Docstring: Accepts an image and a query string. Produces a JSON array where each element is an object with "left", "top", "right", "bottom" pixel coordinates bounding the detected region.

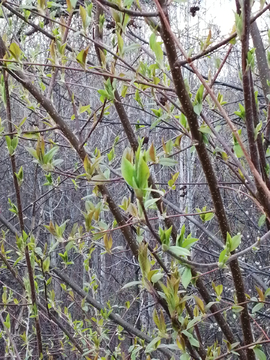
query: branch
[
  {"left": 4, "top": 61, "right": 139, "bottom": 256},
  {"left": 0, "top": 312, "right": 22, "bottom": 360},
  {"left": 162, "top": 198, "right": 224, "bottom": 248},
  {"left": 175, "top": 3, "right": 270, "bottom": 66},
  {"left": 0, "top": 250, "right": 88, "bottom": 357},
  {"left": 3, "top": 68, "right": 43, "bottom": 357},
  {"left": 96, "top": 0, "right": 158, "bottom": 17},
  {"left": 0, "top": 213, "right": 173, "bottom": 357},
  {"left": 154, "top": 1, "right": 254, "bottom": 358}
]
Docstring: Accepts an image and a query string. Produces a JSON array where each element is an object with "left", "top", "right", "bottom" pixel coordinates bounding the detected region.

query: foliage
[{"left": 0, "top": 0, "right": 270, "bottom": 359}]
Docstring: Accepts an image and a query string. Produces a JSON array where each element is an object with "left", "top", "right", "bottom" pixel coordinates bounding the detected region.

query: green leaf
[
  {"left": 121, "top": 156, "right": 134, "bottom": 187},
  {"left": 193, "top": 102, "right": 202, "bottom": 115},
  {"left": 265, "top": 287, "right": 270, "bottom": 297},
  {"left": 117, "top": 32, "right": 124, "bottom": 56},
  {"left": 123, "top": 43, "right": 140, "bottom": 54},
  {"left": 215, "top": 284, "right": 223, "bottom": 296},
  {"left": 79, "top": 104, "right": 91, "bottom": 114},
  {"left": 80, "top": 5, "right": 88, "bottom": 31},
  {"left": 149, "top": 33, "right": 163, "bottom": 68},
  {"left": 166, "top": 245, "right": 190, "bottom": 257},
  {"left": 159, "top": 158, "right": 178, "bottom": 166},
  {"left": 15, "top": 166, "right": 24, "bottom": 186},
  {"left": 186, "top": 316, "right": 202, "bottom": 330},
  {"left": 233, "top": 143, "right": 244, "bottom": 158},
  {"left": 121, "top": 85, "right": 128, "bottom": 98},
  {"left": 204, "top": 212, "right": 214, "bottom": 221},
  {"left": 180, "top": 354, "right": 191, "bottom": 360},
  {"left": 254, "top": 347, "right": 266, "bottom": 360},
  {"left": 9, "top": 43, "right": 21, "bottom": 61},
  {"left": 149, "top": 33, "right": 156, "bottom": 49},
  {"left": 144, "top": 198, "right": 159, "bottom": 209},
  {"left": 26, "top": 147, "right": 38, "bottom": 160},
  {"left": 134, "top": 89, "right": 143, "bottom": 107},
  {"left": 4, "top": 313, "right": 10, "bottom": 329},
  {"left": 177, "top": 225, "right": 185, "bottom": 247},
  {"left": 76, "top": 46, "right": 90, "bottom": 68},
  {"left": 138, "top": 242, "right": 151, "bottom": 278},
  {"left": 151, "top": 108, "right": 162, "bottom": 117},
  {"left": 234, "top": 103, "right": 245, "bottom": 119},
  {"left": 151, "top": 272, "right": 163, "bottom": 283},
  {"left": 181, "top": 237, "right": 198, "bottom": 250},
  {"left": 43, "top": 257, "right": 50, "bottom": 272},
  {"left": 252, "top": 302, "right": 264, "bottom": 314},
  {"left": 145, "top": 336, "right": 161, "bottom": 353},
  {"left": 136, "top": 155, "right": 149, "bottom": 189},
  {"left": 182, "top": 267, "right": 192, "bottom": 289},
  {"left": 122, "top": 281, "right": 142, "bottom": 289},
  {"left": 6, "top": 135, "right": 18, "bottom": 155},
  {"left": 90, "top": 174, "right": 107, "bottom": 185},
  {"left": 195, "top": 84, "right": 204, "bottom": 104},
  {"left": 235, "top": 12, "right": 243, "bottom": 38},
  {"left": 214, "top": 57, "right": 221, "bottom": 69},
  {"left": 182, "top": 330, "right": 199, "bottom": 348},
  {"left": 258, "top": 214, "right": 266, "bottom": 228},
  {"left": 229, "top": 233, "right": 241, "bottom": 252},
  {"left": 199, "top": 124, "right": 211, "bottom": 134},
  {"left": 43, "top": 146, "right": 59, "bottom": 164},
  {"left": 232, "top": 305, "right": 244, "bottom": 313},
  {"left": 254, "top": 121, "right": 262, "bottom": 141},
  {"left": 218, "top": 248, "right": 228, "bottom": 266}
]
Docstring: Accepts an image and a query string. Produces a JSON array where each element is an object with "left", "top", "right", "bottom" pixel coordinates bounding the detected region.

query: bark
[
  {"left": 250, "top": 22, "right": 270, "bottom": 104},
  {"left": 155, "top": 0, "right": 254, "bottom": 358},
  {"left": 250, "top": 22, "right": 270, "bottom": 146}
]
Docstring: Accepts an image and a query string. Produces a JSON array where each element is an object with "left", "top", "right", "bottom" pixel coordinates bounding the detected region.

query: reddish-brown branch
[
  {"left": 80, "top": 100, "right": 107, "bottom": 148},
  {"left": 153, "top": 1, "right": 255, "bottom": 358},
  {"left": 3, "top": 69, "right": 43, "bottom": 357}
]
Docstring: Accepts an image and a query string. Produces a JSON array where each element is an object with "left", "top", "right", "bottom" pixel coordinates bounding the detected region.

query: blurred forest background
[{"left": 0, "top": 0, "right": 270, "bottom": 359}]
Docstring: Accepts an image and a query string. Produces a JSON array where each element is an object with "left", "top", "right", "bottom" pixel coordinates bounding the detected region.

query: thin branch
[
  {"left": 175, "top": 3, "right": 270, "bottom": 66},
  {"left": 3, "top": 67, "right": 43, "bottom": 357},
  {"left": 80, "top": 100, "right": 107, "bottom": 148},
  {"left": 96, "top": 0, "right": 158, "bottom": 17},
  {"left": 0, "top": 312, "right": 22, "bottom": 360}
]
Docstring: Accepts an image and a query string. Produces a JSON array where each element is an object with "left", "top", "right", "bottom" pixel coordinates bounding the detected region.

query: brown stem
[
  {"left": 240, "top": 0, "right": 270, "bottom": 228},
  {"left": 200, "top": 113, "right": 257, "bottom": 195},
  {"left": 0, "top": 251, "right": 86, "bottom": 356},
  {"left": 153, "top": 0, "right": 253, "bottom": 358},
  {"left": 4, "top": 70, "right": 43, "bottom": 357},
  {"left": 160, "top": 5, "right": 270, "bottom": 205},
  {"left": 46, "top": 11, "right": 73, "bottom": 99},
  {"left": 140, "top": 202, "right": 206, "bottom": 358},
  {"left": 250, "top": 22, "right": 270, "bottom": 105},
  {"left": 140, "top": 200, "right": 162, "bottom": 245},
  {"left": 94, "top": 5, "right": 178, "bottom": 242},
  {"left": 4, "top": 52, "right": 179, "bottom": 330},
  {"left": 0, "top": 216, "right": 174, "bottom": 356},
  {"left": 80, "top": 100, "right": 107, "bottom": 148},
  {"left": 250, "top": 76, "right": 270, "bottom": 189},
  {"left": 66, "top": 81, "right": 81, "bottom": 142},
  {"left": 52, "top": 269, "right": 173, "bottom": 357}
]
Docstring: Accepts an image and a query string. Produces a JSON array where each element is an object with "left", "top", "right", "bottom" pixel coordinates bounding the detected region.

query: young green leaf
[
  {"left": 121, "top": 156, "right": 134, "bottom": 187},
  {"left": 166, "top": 245, "right": 190, "bottom": 257},
  {"left": 182, "top": 267, "right": 192, "bottom": 289},
  {"left": 9, "top": 42, "right": 21, "bottom": 61},
  {"left": 253, "top": 347, "right": 266, "bottom": 360}
]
